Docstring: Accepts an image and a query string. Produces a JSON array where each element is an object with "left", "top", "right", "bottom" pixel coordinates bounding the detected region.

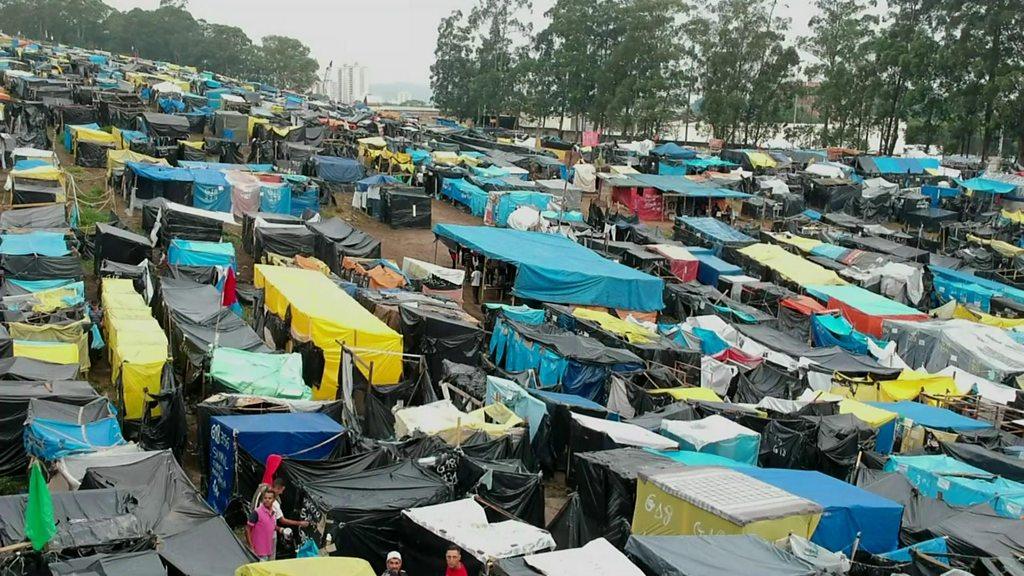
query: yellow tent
[
  {"left": 102, "top": 279, "right": 168, "bottom": 420},
  {"left": 107, "top": 149, "right": 169, "bottom": 179},
  {"left": 13, "top": 340, "right": 79, "bottom": 365},
  {"left": 839, "top": 398, "right": 897, "bottom": 428},
  {"left": 967, "top": 234, "right": 1024, "bottom": 258},
  {"left": 766, "top": 231, "right": 822, "bottom": 254},
  {"left": 70, "top": 126, "right": 116, "bottom": 153},
  {"left": 248, "top": 116, "right": 270, "bottom": 138},
  {"left": 648, "top": 387, "right": 723, "bottom": 403},
  {"left": 830, "top": 369, "right": 959, "bottom": 403},
  {"left": 633, "top": 467, "right": 821, "bottom": 540},
  {"left": 745, "top": 151, "right": 777, "bottom": 169},
  {"left": 235, "top": 557, "right": 374, "bottom": 576},
  {"left": 573, "top": 308, "right": 655, "bottom": 344},
  {"left": 254, "top": 265, "right": 403, "bottom": 399},
  {"left": 10, "top": 320, "right": 90, "bottom": 372},
  {"left": 738, "top": 243, "right": 845, "bottom": 287},
  {"left": 9, "top": 164, "right": 63, "bottom": 182},
  {"left": 431, "top": 151, "right": 461, "bottom": 166},
  {"left": 952, "top": 303, "right": 1024, "bottom": 329}
]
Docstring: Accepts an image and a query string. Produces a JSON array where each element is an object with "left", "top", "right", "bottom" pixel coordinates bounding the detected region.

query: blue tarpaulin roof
[
  {"left": 167, "top": 239, "right": 237, "bottom": 270},
  {"left": 742, "top": 467, "right": 903, "bottom": 554},
  {"left": 930, "top": 265, "right": 1024, "bottom": 310},
  {"left": 178, "top": 161, "right": 273, "bottom": 172},
  {"left": 356, "top": 174, "right": 402, "bottom": 191},
  {"left": 0, "top": 232, "right": 68, "bottom": 256},
  {"left": 954, "top": 177, "right": 1017, "bottom": 194},
  {"left": 211, "top": 412, "right": 343, "bottom": 463},
  {"left": 676, "top": 217, "right": 756, "bottom": 245},
  {"left": 651, "top": 142, "right": 697, "bottom": 159},
  {"left": 434, "top": 224, "right": 665, "bottom": 311},
  {"left": 868, "top": 401, "right": 992, "bottom": 432},
  {"left": 870, "top": 157, "right": 939, "bottom": 175},
  {"left": 313, "top": 156, "right": 365, "bottom": 183},
  {"left": 128, "top": 162, "right": 194, "bottom": 182},
  {"left": 25, "top": 417, "right": 125, "bottom": 460}
]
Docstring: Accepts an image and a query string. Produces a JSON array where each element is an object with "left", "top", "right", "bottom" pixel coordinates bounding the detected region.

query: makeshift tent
[
  {"left": 498, "top": 538, "right": 644, "bottom": 576},
  {"left": 166, "top": 238, "right": 236, "bottom": 270},
  {"left": 313, "top": 155, "right": 364, "bottom": 183},
  {"left": 632, "top": 467, "right": 822, "bottom": 541},
  {"left": 435, "top": 224, "right": 664, "bottom": 311},
  {"left": 739, "top": 467, "right": 902, "bottom": 554},
  {"left": 252, "top": 217, "right": 314, "bottom": 260},
  {"left": 647, "top": 244, "right": 698, "bottom": 281},
  {"left": 625, "top": 534, "right": 820, "bottom": 576},
  {"left": 292, "top": 460, "right": 451, "bottom": 570},
  {"left": 442, "top": 178, "right": 489, "bottom": 216},
  {"left": 92, "top": 223, "right": 152, "bottom": 274},
  {"left": 739, "top": 244, "right": 846, "bottom": 288},
  {"left": 254, "top": 265, "right": 403, "bottom": 398},
  {"left": 674, "top": 217, "right": 756, "bottom": 248},
  {"left": 0, "top": 380, "right": 99, "bottom": 476},
  {"left": 881, "top": 319, "right": 1024, "bottom": 384},
  {"left": 807, "top": 284, "right": 927, "bottom": 337},
  {"left": 380, "top": 186, "right": 431, "bottom": 229},
  {"left": 399, "top": 301, "right": 482, "bottom": 380},
  {"left": 401, "top": 498, "right": 556, "bottom": 575},
  {"left": 306, "top": 217, "right": 381, "bottom": 274},
  {"left": 207, "top": 412, "right": 344, "bottom": 512},
  {"left": 137, "top": 112, "right": 189, "bottom": 141},
  {"left": 208, "top": 348, "right": 309, "bottom": 400},
  {"left": 659, "top": 415, "right": 761, "bottom": 465},
  {"left": 102, "top": 279, "right": 169, "bottom": 421},
  {"left": 829, "top": 369, "right": 959, "bottom": 403},
  {"left": 0, "top": 204, "right": 67, "bottom": 230},
  {"left": 393, "top": 400, "right": 522, "bottom": 443},
  {"left": 24, "top": 397, "right": 125, "bottom": 460},
  {"left": 883, "top": 455, "right": 1024, "bottom": 518}
]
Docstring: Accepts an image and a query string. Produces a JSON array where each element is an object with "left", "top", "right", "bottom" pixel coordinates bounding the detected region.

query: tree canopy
[{"left": 0, "top": 0, "right": 320, "bottom": 91}]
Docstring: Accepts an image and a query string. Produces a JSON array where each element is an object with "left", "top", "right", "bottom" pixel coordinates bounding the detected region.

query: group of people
[{"left": 245, "top": 478, "right": 470, "bottom": 576}]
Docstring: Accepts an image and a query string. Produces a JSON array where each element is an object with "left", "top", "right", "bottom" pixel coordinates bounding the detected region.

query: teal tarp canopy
[
  {"left": 954, "top": 177, "right": 1017, "bottom": 194},
  {"left": 208, "top": 348, "right": 310, "bottom": 399},
  {"left": 434, "top": 224, "right": 664, "bottom": 311}
]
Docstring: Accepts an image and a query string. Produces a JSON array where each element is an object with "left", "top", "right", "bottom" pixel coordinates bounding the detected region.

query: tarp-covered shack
[
  {"left": 434, "top": 224, "right": 664, "bottom": 312},
  {"left": 254, "top": 265, "right": 403, "bottom": 399}
]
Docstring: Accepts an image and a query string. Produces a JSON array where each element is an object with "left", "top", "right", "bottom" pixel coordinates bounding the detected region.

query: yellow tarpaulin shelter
[
  {"left": 633, "top": 467, "right": 822, "bottom": 540},
  {"left": 766, "top": 231, "right": 822, "bottom": 254},
  {"left": 745, "top": 151, "right": 777, "bottom": 169},
  {"left": 393, "top": 400, "right": 523, "bottom": 444},
  {"left": 951, "top": 303, "right": 1024, "bottom": 329},
  {"left": 967, "top": 234, "right": 1024, "bottom": 258},
  {"left": 648, "top": 387, "right": 723, "bottom": 402},
  {"left": 9, "top": 164, "right": 63, "bottom": 182},
  {"left": 572, "top": 308, "right": 655, "bottom": 344},
  {"left": 738, "top": 243, "right": 845, "bottom": 287},
  {"left": 10, "top": 320, "right": 90, "bottom": 372},
  {"left": 431, "top": 151, "right": 461, "bottom": 165},
  {"left": 13, "top": 340, "right": 79, "bottom": 365},
  {"left": 254, "top": 265, "right": 403, "bottom": 399},
  {"left": 107, "top": 149, "right": 169, "bottom": 178},
  {"left": 235, "top": 557, "right": 374, "bottom": 576},
  {"left": 1001, "top": 209, "right": 1024, "bottom": 224},
  {"left": 839, "top": 398, "right": 897, "bottom": 428},
  {"left": 248, "top": 116, "right": 269, "bottom": 138},
  {"left": 70, "top": 126, "right": 116, "bottom": 153},
  {"left": 831, "top": 369, "right": 959, "bottom": 403},
  {"left": 102, "top": 279, "right": 168, "bottom": 420}
]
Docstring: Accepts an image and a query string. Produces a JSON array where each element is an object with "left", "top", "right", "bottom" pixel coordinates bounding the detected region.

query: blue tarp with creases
[
  {"left": 693, "top": 252, "right": 742, "bottom": 286},
  {"left": 191, "top": 169, "right": 232, "bottom": 212},
  {"left": 741, "top": 467, "right": 903, "bottom": 554},
  {"left": 868, "top": 401, "right": 992, "bottom": 432},
  {"left": 812, "top": 314, "right": 885, "bottom": 356},
  {"left": 633, "top": 175, "right": 750, "bottom": 199},
  {"left": 676, "top": 216, "right": 756, "bottom": 245},
  {"left": 884, "top": 455, "right": 1024, "bottom": 518},
  {"left": 435, "top": 224, "right": 664, "bottom": 311},
  {"left": 178, "top": 161, "right": 273, "bottom": 172},
  {"left": 313, "top": 156, "right": 364, "bottom": 183},
  {"left": 931, "top": 265, "right": 1024, "bottom": 311},
  {"left": 0, "top": 232, "right": 68, "bottom": 256},
  {"left": 495, "top": 192, "right": 551, "bottom": 226},
  {"left": 922, "top": 185, "right": 959, "bottom": 207},
  {"left": 441, "top": 178, "right": 489, "bottom": 217},
  {"left": 651, "top": 142, "right": 697, "bottom": 159},
  {"left": 167, "top": 239, "right": 237, "bottom": 270},
  {"left": 955, "top": 177, "right": 1017, "bottom": 195},
  {"left": 127, "top": 162, "right": 194, "bottom": 183}
]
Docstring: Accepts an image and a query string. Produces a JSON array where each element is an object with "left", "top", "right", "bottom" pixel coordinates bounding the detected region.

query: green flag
[{"left": 24, "top": 461, "right": 55, "bottom": 551}]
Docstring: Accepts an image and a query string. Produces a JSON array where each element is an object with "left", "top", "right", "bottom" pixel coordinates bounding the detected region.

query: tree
[
  {"left": 466, "top": 0, "right": 533, "bottom": 124},
  {"left": 801, "top": 0, "right": 878, "bottom": 147},
  {"left": 430, "top": 10, "right": 477, "bottom": 118},
  {"left": 692, "top": 0, "right": 800, "bottom": 145},
  {"left": 250, "top": 35, "right": 319, "bottom": 91}
]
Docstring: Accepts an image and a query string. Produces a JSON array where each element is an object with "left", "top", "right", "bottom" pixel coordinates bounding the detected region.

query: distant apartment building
[{"left": 337, "top": 63, "right": 369, "bottom": 104}]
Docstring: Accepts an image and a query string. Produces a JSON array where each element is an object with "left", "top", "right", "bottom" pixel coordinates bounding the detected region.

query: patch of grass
[{"left": 77, "top": 204, "right": 112, "bottom": 229}]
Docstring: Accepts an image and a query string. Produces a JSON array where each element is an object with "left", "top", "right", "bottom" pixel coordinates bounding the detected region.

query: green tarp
[{"left": 208, "top": 348, "right": 310, "bottom": 399}]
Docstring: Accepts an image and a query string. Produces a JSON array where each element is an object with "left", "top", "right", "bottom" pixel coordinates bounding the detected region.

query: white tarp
[
  {"left": 403, "top": 498, "right": 555, "bottom": 562},
  {"left": 507, "top": 205, "right": 542, "bottom": 231},
  {"left": 701, "top": 355, "right": 737, "bottom": 396},
  {"left": 402, "top": 257, "right": 465, "bottom": 286},
  {"left": 224, "top": 170, "right": 261, "bottom": 218},
  {"left": 393, "top": 399, "right": 465, "bottom": 439},
  {"left": 938, "top": 365, "right": 1017, "bottom": 405},
  {"left": 862, "top": 177, "right": 898, "bottom": 198},
  {"left": 524, "top": 538, "right": 644, "bottom": 576},
  {"left": 151, "top": 81, "right": 183, "bottom": 94},
  {"left": 51, "top": 444, "right": 153, "bottom": 491},
  {"left": 570, "top": 413, "right": 677, "bottom": 450},
  {"left": 573, "top": 163, "right": 597, "bottom": 193},
  {"left": 805, "top": 162, "right": 846, "bottom": 179},
  {"left": 660, "top": 415, "right": 759, "bottom": 450}
]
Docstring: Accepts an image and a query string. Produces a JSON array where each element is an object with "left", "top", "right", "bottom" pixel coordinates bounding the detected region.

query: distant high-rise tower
[{"left": 337, "top": 63, "right": 370, "bottom": 104}]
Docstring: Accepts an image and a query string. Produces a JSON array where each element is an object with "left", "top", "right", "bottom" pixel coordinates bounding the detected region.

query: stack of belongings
[{"left": 401, "top": 257, "right": 465, "bottom": 302}]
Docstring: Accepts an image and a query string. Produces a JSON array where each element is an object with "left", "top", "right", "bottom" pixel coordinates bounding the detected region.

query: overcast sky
[{"left": 104, "top": 0, "right": 819, "bottom": 88}]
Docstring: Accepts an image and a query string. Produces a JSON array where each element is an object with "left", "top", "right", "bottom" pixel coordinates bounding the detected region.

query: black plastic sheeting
[
  {"left": 138, "top": 112, "right": 190, "bottom": 141},
  {"left": 568, "top": 448, "right": 681, "bottom": 549},
  {"left": 439, "top": 361, "right": 488, "bottom": 410},
  {"left": 0, "top": 381, "right": 98, "bottom": 476},
  {"left": 76, "top": 140, "right": 111, "bottom": 168},
  {"left": 734, "top": 322, "right": 901, "bottom": 377},
  {"left": 306, "top": 217, "right": 381, "bottom": 273},
  {"left": 142, "top": 199, "right": 222, "bottom": 245},
  {"left": 624, "top": 402, "right": 697, "bottom": 431},
  {"left": 399, "top": 304, "right": 483, "bottom": 382},
  {"left": 0, "top": 204, "right": 67, "bottom": 230},
  {"left": 380, "top": 187, "right": 432, "bottom": 229},
  {"left": 457, "top": 456, "right": 545, "bottom": 527},
  {"left": 93, "top": 223, "right": 151, "bottom": 275},
  {"left": 860, "top": 471, "right": 1024, "bottom": 559},
  {"left": 0, "top": 488, "right": 147, "bottom": 552},
  {"left": 533, "top": 392, "right": 610, "bottom": 475},
  {"left": 1, "top": 253, "right": 83, "bottom": 281},
  {"left": 626, "top": 534, "right": 820, "bottom": 576},
  {"left": 939, "top": 441, "right": 1024, "bottom": 483},
  {"left": 253, "top": 225, "right": 315, "bottom": 260},
  {"left": 296, "top": 460, "right": 451, "bottom": 571},
  {"left": 49, "top": 550, "right": 167, "bottom": 576},
  {"left": 734, "top": 362, "right": 804, "bottom": 403},
  {"left": 0, "top": 356, "right": 79, "bottom": 382},
  {"left": 745, "top": 412, "right": 875, "bottom": 480}
]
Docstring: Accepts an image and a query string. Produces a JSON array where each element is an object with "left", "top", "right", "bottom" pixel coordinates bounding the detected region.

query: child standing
[{"left": 247, "top": 488, "right": 279, "bottom": 561}]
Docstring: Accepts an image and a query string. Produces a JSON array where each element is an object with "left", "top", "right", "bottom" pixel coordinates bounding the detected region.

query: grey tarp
[
  {"left": 0, "top": 356, "right": 79, "bottom": 381},
  {"left": 0, "top": 380, "right": 98, "bottom": 476},
  {"left": 0, "top": 488, "right": 143, "bottom": 550},
  {"left": 49, "top": 551, "right": 166, "bottom": 576},
  {"left": 0, "top": 204, "right": 67, "bottom": 230},
  {"left": 939, "top": 442, "right": 1024, "bottom": 483},
  {"left": 306, "top": 217, "right": 381, "bottom": 271},
  {"left": 624, "top": 535, "right": 819, "bottom": 576},
  {"left": 881, "top": 319, "right": 1024, "bottom": 385},
  {"left": 734, "top": 322, "right": 900, "bottom": 376},
  {"left": 505, "top": 320, "right": 643, "bottom": 365}
]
